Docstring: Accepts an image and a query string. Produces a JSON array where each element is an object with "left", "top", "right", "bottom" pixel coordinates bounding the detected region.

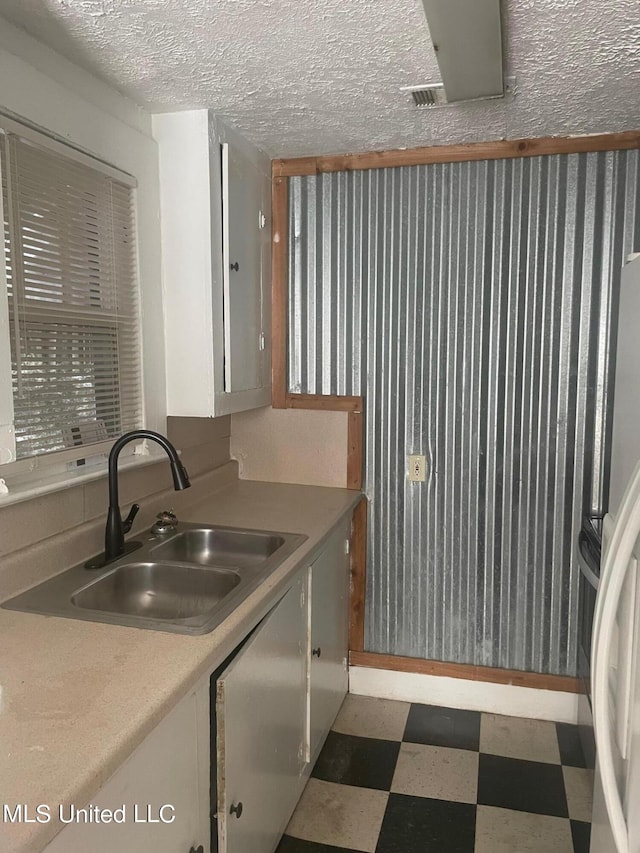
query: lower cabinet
[
  {"left": 215, "top": 576, "right": 307, "bottom": 853},
  {"left": 44, "top": 682, "right": 210, "bottom": 853},
  {"left": 214, "top": 521, "right": 351, "bottom": 853},
  {"left": 307, "top": 521, "right": 350, "bottom": 762}
]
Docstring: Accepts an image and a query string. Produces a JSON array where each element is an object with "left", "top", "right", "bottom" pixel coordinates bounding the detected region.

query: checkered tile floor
[{"left": 276, "top": 695, "right": 593, "bottom": 853}]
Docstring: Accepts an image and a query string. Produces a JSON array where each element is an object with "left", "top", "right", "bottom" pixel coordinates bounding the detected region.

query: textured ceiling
[{"left": 0, "top": 0, "right": 639, "bottom": 157}]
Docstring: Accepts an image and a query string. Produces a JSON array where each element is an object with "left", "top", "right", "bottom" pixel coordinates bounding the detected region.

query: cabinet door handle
[
  {"left": 312, "top": 647, "right": 322, "bottom": 658},
  {"left": 230, "top": 261, "right": 239, "bottom": 271},
  {"left": 230, "top": 801, "right": 243, "bottom": 818}
]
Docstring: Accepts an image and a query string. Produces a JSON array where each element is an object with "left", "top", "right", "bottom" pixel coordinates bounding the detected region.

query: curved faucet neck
[
  {"left": 107, "top": 429, "right": 179, "bottom": 510},
  {"left": 104, "top": 429, "right": 190, "bottom": 564}
]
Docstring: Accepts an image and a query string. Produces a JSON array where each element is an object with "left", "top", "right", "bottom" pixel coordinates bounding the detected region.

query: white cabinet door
[
  {"left": 216, "top": 578, "right": 307, "bottom": 853},
  {"left": 153, "top": 109, "right": 271, "bottom": 417},
  {"left": 44, "top": 681, "right": 210, "bottom": 853},
  {"left": 308, "top": 524, "right": 350, "bottom": 761},
  {"left": 221, "top": 142, "right": 267, "bottom": 394}
]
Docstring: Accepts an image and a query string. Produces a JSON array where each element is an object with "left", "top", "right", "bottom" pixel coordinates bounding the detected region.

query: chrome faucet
[{"left": 86, "top": 429, "right": 191, "bottom": 569}]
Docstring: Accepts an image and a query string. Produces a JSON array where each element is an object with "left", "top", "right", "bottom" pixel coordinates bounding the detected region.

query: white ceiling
[{"left": 0, "top": 0, "right": 639, "bottom": 158}]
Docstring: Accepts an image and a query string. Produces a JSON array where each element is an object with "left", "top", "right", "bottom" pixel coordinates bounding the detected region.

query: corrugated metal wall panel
[{"left": 288, "top": 151, "right": 640, "bottom": 676}]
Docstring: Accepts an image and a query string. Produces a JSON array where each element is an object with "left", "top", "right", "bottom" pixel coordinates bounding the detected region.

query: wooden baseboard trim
[
  {"left": 348, "top": 651, "right": 581, "bottom": 694},
  {"left": 273, "top": 130, "right": 640, "bottom": 177}
]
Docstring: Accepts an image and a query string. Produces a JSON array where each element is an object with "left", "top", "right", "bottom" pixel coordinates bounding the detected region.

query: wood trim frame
[
  {"left": 273, "top": 129, "right": 640, "bottom": 177},
  {"left": 271, "top": 126, "right": 640, "bottom": 417},
  {"left": 285, "top": 393, "right": 361, "bottom": 412},
  {"left": 274, "top": 396, "right": 365, "bottom": 491},
  {"left": 347, "top": 412, "right": 363, "bottom": 491},
  {"left": 270, "top": 131, "right": 617, "bottom": 691},
  {"left": 271, "top": 174, "right": 288, "bottom": 409},
  {"left": 349, "top": 651, "right": 581, "bottom": 694},
  {"left": 271, "top": 168, "right": 364, "bottom": 491},
  {"left": 349, "top": 498, "right": 367, "bottom": 652}
]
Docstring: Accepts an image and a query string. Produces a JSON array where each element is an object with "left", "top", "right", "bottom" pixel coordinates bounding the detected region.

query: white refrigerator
[{"left": 591, "top": 254, "right": 640, "bottom": 852}]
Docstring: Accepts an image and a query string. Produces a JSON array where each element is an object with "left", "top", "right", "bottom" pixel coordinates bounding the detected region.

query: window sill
[{"left": 0, "top": 447, "right": 171, "bottom": 509}]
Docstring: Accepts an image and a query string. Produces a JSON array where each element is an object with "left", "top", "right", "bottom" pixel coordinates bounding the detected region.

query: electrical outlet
[{"left": 408, "top": 454, "right": 427, "bottom": 482}]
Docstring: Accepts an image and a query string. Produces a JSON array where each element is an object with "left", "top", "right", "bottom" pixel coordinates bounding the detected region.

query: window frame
[{"left": 0, "top": 113, "right": 148, "bottom": 488}]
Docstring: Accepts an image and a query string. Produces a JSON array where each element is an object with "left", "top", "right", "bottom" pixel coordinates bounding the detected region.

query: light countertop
[{"left": 0, "top": 480, "right": 361, "bottom": 853}]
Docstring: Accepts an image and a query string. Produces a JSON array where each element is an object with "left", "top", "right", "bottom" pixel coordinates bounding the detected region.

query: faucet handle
[
  {"left": 156, "top": 509, "right": 177, "bottom": 526},
  {"left": 150, "top": 509, "right": 178, "bottom": 535},
  {"left": 122, "top": 503, "right": 140, "bottom": 534}
]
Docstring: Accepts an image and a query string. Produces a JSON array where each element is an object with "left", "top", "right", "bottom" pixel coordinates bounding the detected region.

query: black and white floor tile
[{"left": 277, "top": 695, "right": 593, "bottom": 853}]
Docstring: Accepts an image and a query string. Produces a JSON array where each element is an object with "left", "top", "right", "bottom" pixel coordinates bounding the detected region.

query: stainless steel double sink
[{"left": 1, "top": 524, "right": 307, "bottom": 635}]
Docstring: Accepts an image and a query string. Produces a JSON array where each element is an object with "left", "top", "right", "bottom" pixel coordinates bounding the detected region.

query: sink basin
[
  {"left": 151, "top": 528, "right": 285, "bottom": 568},
  {"left": 1, "top": 522, "right": 308, "bottom": 635},
  {"left": 71, "top": 562, "right": 241, "bottom": 621}
]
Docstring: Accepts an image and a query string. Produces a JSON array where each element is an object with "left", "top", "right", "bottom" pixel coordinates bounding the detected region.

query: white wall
[{"left": 0, "top": 16, "right": 166, "bottom": 434}]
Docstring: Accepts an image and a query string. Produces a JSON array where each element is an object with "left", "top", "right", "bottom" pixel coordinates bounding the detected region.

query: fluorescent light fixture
[{"left": 420, "top": 0, "right": 504, "bottom": 102}]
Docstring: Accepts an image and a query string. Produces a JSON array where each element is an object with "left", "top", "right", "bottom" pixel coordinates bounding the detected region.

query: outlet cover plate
[{"left": 408, "top": 454, "right": 427, "bottom": 482}]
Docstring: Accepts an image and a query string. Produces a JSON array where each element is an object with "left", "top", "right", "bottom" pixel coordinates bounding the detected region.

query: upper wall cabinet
[{"left": 153, "top": 111, "right": 271, "bottom": 417}]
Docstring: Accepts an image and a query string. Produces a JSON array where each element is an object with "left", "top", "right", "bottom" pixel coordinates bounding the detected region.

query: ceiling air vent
[{"left": 403, "top": 83, "right": 448, "bottom": 108}]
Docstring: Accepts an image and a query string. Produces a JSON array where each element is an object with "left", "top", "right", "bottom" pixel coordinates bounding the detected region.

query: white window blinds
[{"left": 0, "top": 126, "right": 142, "bottom": 462}]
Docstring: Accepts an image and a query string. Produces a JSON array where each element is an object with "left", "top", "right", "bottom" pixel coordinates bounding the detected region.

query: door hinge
[
  {"left": 259, "top": 210, "right": 266, "bottom": 229},
  {"left": 344, "top": 539, "right": 350, "bottom": 555},
  {"left": 259, "top": 331, "right": 266, "bottom": 351}
]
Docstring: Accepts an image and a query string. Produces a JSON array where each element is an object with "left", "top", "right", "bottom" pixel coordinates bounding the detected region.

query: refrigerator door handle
[
  {"left": 592, "top": 462, "right": 640, "bottom": 853},
  {"left": 578, "top": 529, "right": 601, "bottom": 590}
]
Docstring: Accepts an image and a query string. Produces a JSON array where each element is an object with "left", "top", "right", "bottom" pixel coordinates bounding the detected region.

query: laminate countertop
[{"left": 0, "top": 479, "right": 362, "bottom": 853}]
